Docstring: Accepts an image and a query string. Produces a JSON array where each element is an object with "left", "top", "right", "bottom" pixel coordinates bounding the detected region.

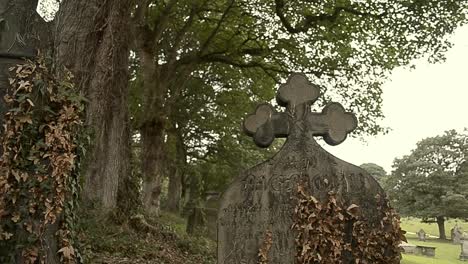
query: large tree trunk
[
  {"left": 167, "top": 167, "right": 183, "bottom": 212},
  {"left": 141, "top": 119, "right": 165, "bottom": 216},
  {"left": 437, "top": 216, "right": 446, "bottom": 240},
  {"left": 54, "top": 0, "right": 133, "bottom": 210},
  {"left": 166, "top": 128, "right": 186, "bottom": 213},
  {"left": 136, "top": 40, "right": 168, "bottom": 216}
]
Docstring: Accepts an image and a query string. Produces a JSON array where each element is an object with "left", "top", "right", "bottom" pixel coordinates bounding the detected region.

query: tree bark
[
  {"left": 54, "top": 0, "right": 133, "bottom": 210},
  {"left": 141, "top": 119, "right": 165, "bottom": 216},
  {"left": 135, "top": 37, "right": 168, "bottom": 216},
  {"left": 167, "top": 166, "right": 183, "bottom": 212},
  {"left": 166, "top": 128, "right": 186, "bottom": 213},
  {"left": 437, "top": 216, "right": 446, "bottom": 240}
]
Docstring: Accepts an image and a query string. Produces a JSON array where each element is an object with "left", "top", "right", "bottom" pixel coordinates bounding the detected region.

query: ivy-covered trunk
[
  {"left": 54, "top": 0, "right": 133, "bottom": 210},
  {"left": 437, "top": 216, "right": 446, "bottom": 240},
  {"left": 0, "top": 2, "right": 63, "bottom": 263}
]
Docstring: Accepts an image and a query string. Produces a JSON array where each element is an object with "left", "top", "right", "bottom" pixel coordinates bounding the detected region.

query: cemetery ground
[
  {"left": 79, "top": 209, "right": 467, "bottom": 264},
  {"left": 78, "top": 208, "right": 216, "bottom": 263},
  {"left": 400, "top": 217, "right": 468, "bottom": 264}
]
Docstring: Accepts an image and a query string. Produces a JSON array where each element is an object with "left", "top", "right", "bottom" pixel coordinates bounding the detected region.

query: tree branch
[
  {"left": 274, "top": 0, "right": 386, "bottom": 33},
  {"left": 198, "top": 0, "right": 235, "bottom": 55},
  {"left": 167, "top": 6, "right": 197, "bottom": 68}
]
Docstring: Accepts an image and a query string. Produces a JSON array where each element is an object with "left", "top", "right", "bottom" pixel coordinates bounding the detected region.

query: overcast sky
[{"left": 323, "top": 25, "right": 468, "bottom": 173}]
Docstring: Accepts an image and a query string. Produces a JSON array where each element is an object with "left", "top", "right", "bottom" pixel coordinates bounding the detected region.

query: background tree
[
  {"left": 54, "top": 0, "right": 135, "bottom": 212},
  {"left": 360, "top": 163, "right": 387, "bottom": 184},
  {"left": 385, "top": 130, "right": 468, "bottom": 239},
  {"left": 131, "top": 0, "right": 468, "bottom": 216}
]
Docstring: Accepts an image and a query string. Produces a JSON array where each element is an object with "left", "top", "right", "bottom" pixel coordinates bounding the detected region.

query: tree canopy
[
  {"left": 129, "top": 0, "right": 468, "bottom": 215},
  {"left": 385, "top": 130, "right": 468, "bottom": 238},
  {"left": 360, "top": 163, "right": 387, "bottom": 184},
  {"left": 133, "top": 0, "right": 468, "bottom": 136}
]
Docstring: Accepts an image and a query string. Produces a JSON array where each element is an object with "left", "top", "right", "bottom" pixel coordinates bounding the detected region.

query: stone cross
[
  {"left": 243, "top": 74, "right": 357, "bottom": 147},
  {"left": 217, "top": 74, "right": 401, "bottom": 264}
]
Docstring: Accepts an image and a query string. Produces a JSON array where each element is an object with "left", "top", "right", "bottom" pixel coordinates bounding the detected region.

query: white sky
[{"left": 323, "top": 25, "right": 468, "bottom": 173}]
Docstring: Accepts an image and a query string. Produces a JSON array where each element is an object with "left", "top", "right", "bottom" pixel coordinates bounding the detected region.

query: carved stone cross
[{"left": 243, "top": 74, "right": 357, "bottom": 147}]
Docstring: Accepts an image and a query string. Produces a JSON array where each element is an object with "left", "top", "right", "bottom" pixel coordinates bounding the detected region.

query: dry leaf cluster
[
  {"left": 257, "top": 230, "right": 273, "bottom": 264},
  {"left": 293, "top": 185, "right": 405, "bottom": 264},
  {"left": 0, "top": 58, "right": 84, "bottom": 263}
]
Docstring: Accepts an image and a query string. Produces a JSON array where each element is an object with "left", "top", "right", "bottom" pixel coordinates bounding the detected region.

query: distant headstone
[
  {"left": 453, "top": 225, "right": 464, "bottom": 244},
  {"left": 217, "top": 74, "right": 403, "bottom": 264},
  {"left": 417, "top": 245, "right": 436, "bottom": 257},
  {"left": 417, "top": 229, "right": 427, "bottom": 242},
  {"left": 400, "top": 242, "right": 436, "bottom": 257},
  {"left": 463, "top": 232, "right": 468, "bottom": 240},
  {"left": 400, "top": 241, "right": 418, "bottom": 254},
  {"left": 460, "top": 239, "right": 468, "bottom": 261},
  {"left": 205, "top": 191, "right": 220, "bottom": 240},
  {"left": 186, "top": 205, "right": 205, "bottom": 235}
]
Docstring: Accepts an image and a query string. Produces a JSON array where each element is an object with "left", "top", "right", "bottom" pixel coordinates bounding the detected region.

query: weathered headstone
[
  {"left": 400, "top": 241, "right": 418, "bottom": 254},
  {"left": 205, "top": 191, "right": 220, "bottom": 240},
  {"left": 417, "top": 245, "right": 435, "bottom": 257},
  {"left": 453, "top": 225, "right": 463, "bottom": 244},
  {"left": 460, "top": 239, "right": 468, "bottom": 261},
  {"left": 217, "top": 74, "right": 403, "bottom": 264},
  {"left": 400, "top": 242, "right": 436, "bottom": 257},
  {"left": 417, "top": 229, "right": 427, "bottom": 242}
]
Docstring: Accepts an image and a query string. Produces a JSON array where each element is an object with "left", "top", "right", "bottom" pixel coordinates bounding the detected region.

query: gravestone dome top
[{"left": 217, "top": 73, "right": 403, "bottom": 264}]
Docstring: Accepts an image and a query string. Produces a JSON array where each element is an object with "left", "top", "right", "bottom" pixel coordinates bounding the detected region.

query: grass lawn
[{"left": 400, "top": 218, "right": 466, "bottom": 264}]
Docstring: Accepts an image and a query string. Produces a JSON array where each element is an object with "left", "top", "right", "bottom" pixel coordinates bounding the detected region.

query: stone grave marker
[
  {"left": 417, "top": 229, "right": 427, "bottom": 242},
  {"left": 205, "top": 191, "right": 220, "bottom": 240},
  {"left": 418, "top": 245, "right": 435, "bottom": 257},
  {"left": 400, "top": 241, "right": 418, "bottom": 254},
  {"left": 453, "top": 225, "right": 463, "bottom": 244},
  {"left": 460, "top": 239, "right": 468, "bottom": 261},
  {"left": 217, "top": 74, "right": 403, "bottom": 264}
]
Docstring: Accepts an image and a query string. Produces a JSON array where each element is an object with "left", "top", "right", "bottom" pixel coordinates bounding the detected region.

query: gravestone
[
  {"left": 460, "top": 239, "right": 468, "bottom": 261},
  {"left": 205, "top": 191, "right": 220, "bottom": 240},
  {"left": 217, "top": 74, "right": 403, "bottom": 264},
  {"left": 417, "top": 229, "right": 427, "bottom": 241},
  {"left": 400, "top": 241, "right": 418, "bottom": 254},
  {"left": 453, "top": 225, "right": 463, "bottom": 244},
  {"left": 417, "top": 245, "right": 435, "bottom": 257}
]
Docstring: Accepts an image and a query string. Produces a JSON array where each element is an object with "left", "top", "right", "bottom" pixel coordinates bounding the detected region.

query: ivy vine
[{"left": 0, "top": 57, "right": 85, "bottom": 263}]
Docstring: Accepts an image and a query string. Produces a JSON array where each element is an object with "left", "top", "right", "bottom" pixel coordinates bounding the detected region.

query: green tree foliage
[
  {"left": 385, "top": 130, "right": 468, "bottom": 239},
  {"left": 135, "top": 0, "right": 467, "bottom": 134},
  {"left": 360, "top": 163, "right": 387, "bottom": 184},
  {"left": 131, "top": 0, "right": 468, "bottom": 215}
]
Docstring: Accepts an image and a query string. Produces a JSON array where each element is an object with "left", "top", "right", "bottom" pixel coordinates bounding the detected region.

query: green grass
[
  {"left": 401, "top": 217, "right": 468, "bottom": 238},
  {"left": 400, "top": 218, "right": 466, "bottom": 264}
]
